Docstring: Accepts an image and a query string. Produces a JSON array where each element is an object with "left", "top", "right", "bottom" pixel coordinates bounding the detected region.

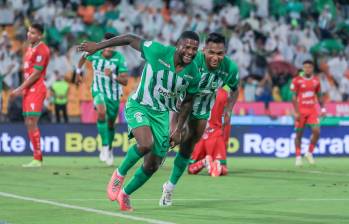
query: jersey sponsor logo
[
  {"left": 36, "top": 55, "right": 42, "bottom": 62},
  {"left": 30, "top": 103, "right": 35, "bottom": 111},
  {"left": 302, "top": 91, "right": 314, "bottom": 98},
  {"left": 134, "top": 112, "right": 143, "bottom": 123},
  {"left": 183, "top": 74, "right": 193, "bottom": 80},
  {"left": 158, "top": 59, "right": 170, "bottom": 68},
  {"left": 144, "top": 41, "right": 153, "bottom": 47},
  {"left": 157, "top": 86, "right": 178, "bottom": 98}
]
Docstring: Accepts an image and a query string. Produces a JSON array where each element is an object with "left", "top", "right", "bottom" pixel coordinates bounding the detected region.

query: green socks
[
  {"left": 97, "top": 120, "right": 109, "bottom": 146},
  {"left": 118, "top": 144, "right": 143, "bottom": 176},
  {"left": 108, "top": 127, "right": 115, "bottom": 150},
  {"left": 124, "top": 166, "right": 153, "bottom": 195},
  {"left": 169, "top": 153, "right": 190, "bottom": 185}
]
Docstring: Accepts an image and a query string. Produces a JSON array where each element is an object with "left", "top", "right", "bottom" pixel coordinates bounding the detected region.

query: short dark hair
[
  {"left": 104, "top": 32, "right": 116, "bottom": 40},
  {"left": 178, "top": 31, "right": 200, "bottom": 42},
  {"left": 31, "top": 23, "right": 44, "bottom": 34},
  {"left": 303, "top": 60, "right": 314, "bottom": 65},
  {"left": 206, "top": 32, "right": 226, "bottom": 46}
]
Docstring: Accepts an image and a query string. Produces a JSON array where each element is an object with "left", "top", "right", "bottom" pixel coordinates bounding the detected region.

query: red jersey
[
  {"left": 290, "top": 75, "right": 320, "bottom": 114},
  {"left": 23, "top": 42, "right": 50, "bottom": 94},
  {"left": 208, "top": 88, "right": 228, "bottom": 129}
]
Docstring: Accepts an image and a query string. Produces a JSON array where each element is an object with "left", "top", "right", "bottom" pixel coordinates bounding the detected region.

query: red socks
[
  {"left": 188, "top": 160, "right": 205, "bottom": 174},
  {"left": 28, "top": 129, "right": 42, "bottom": 161},
  {"left": 308, "top": 144, "right": 315, "bottom": 154},
  {"left": 295, "top": 147, "right": 301, "bottom": 157}
]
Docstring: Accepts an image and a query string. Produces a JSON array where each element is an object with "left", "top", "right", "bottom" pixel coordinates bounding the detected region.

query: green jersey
[
  {"left": 86, "top": 50, "right": 128, "bottom": 101},
  {"left": 131, "top": 40, "right": 200, "bottom": 112},
  {"left": 191, "top": 51, "right": 239, "bottom": 119}
]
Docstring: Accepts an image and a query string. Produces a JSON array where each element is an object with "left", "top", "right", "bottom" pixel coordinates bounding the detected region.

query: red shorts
[
  {"left": 295, "top": 112, "right": 320, "bottom": 129},
  {"left": 191, "top": 128, "right": 227, "bottom": 162},
  {"left": 23, "top": 88, "right": 46, "bottom": 116}
]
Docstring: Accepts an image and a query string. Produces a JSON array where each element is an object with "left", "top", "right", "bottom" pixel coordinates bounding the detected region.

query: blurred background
[{"left": 0, "top": 0, "right": 348, "bottom": 126}]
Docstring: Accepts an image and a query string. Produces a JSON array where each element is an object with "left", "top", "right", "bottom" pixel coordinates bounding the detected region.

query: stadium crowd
[{"left": 0, "top": 0, "right": 349, "bottom": 121}]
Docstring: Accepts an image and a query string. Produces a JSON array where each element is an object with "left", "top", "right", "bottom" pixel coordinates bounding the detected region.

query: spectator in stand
[{"left": 51, "top": 71, "right": 69, "bottom": 123}]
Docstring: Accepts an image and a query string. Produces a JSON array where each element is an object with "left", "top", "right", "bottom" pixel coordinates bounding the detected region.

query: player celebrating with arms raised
[
  {"left": 160, "top": 33, "right": 239, "bottom": 206},
  {"left": 291, "top": 60, "right": 325, "bottom": 166},
  {"left": 76, "top": 33, "right": 128, "bottom": 166},
  {"left": 10, "top": 23, "right": 50, "bottom": 167},
  {"left": 77, "top": 31, "right": 200, "bottom": 211}
]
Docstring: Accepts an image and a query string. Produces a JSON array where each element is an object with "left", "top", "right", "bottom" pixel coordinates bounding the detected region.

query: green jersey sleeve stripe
[{"left": 33, "top": 65, "right": 44, "bottom": 71}]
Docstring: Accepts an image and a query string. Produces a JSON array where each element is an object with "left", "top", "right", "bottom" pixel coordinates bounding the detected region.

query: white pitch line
[
  {"left": 57, "top": 198, "right": 349, "bottom": 202},
  {"left": 296, "top": 170, "right": 349, "bottom": 177},
  {"left": 0, "top": 192, "right": 174, "bottom": 224}
]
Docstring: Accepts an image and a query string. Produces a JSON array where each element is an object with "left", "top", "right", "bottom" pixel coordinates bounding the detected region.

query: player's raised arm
[
  {"left": 77, "top": 34, "right": 144, "bottom": 55},
  {"left": 74, "top": 54, "right": 87, "bottom": 84}
]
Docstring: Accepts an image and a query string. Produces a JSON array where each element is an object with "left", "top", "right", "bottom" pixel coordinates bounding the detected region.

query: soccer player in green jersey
[
  {"left": 159, "top": 32, "right": 240, "bottom": 206},
  {"left": 76, "top": 33, "right": 129, "bottom": 166},
  {"left": 77, "top": 31, "right": 200, "bottom": 211}
]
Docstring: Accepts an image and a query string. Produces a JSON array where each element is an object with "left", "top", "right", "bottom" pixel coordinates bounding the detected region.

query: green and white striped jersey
[
  {"left": 191, "top": 51, "right": 239, "bottom": 119},
  {"left": 86, "top": 50, "right": 128, "bottom": 101},
  {"left": 131, "top": 40, "right": 200, "bottom": 112}
]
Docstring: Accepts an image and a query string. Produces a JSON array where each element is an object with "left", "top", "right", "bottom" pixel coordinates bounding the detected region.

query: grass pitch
[{"left": 0, "top": 157, "right": 349, "bottom": 224}]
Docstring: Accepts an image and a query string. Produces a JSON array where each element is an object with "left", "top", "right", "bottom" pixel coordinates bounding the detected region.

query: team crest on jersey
[
  {"left": 158, "top": 59, "right": 170, "bottom": 68},
  {"left": 144, "top": 41, "right": 153, "bottom": 47},
  {"left": 36, "top": 55, "right": 42, "bottom": 62},
  {"left": 134, "top": 112, "right": 143, "bottom": 123}
]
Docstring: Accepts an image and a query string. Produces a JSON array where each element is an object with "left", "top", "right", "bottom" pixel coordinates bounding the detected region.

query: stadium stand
[{"left": 0, "top": 0, "right": 348, "bottom": 122}]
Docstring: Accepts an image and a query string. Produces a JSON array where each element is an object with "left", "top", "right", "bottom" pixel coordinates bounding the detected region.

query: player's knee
[
  {"left": 143, "top": 160, "right": 161, "bottom": 174},
  {"left": 137, "top": 141, "right": 153, "bottom": 154},
  {"left": 97, "top": 112, "right": 106, "bottom": 121},
  {"left": 313, "top": 128, "right": 320, "bottom": 136},
  {"left": 25, "top": 118, "right": 36, "bottom": 129}
]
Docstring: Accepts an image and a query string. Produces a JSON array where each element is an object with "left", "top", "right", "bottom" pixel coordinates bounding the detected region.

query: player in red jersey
[
  {"left": 10, "top": 23, "right": 50, "bottom": 167},
  {"left": 188, "top": 86, "right": 232, "bottom": 176},
  {"left": 290, "top": 60, "right": 325, "bottom": 167}
]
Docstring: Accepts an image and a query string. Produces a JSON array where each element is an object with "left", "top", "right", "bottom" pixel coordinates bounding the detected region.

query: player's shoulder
[
  {"left": 38, "top": 42, "right": 50, "bottom": 54},
  {"left": 292, "top": 75, "right": 302, "bottom": 82}
]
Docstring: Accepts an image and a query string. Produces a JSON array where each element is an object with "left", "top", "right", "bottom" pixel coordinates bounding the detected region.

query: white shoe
[
  {"left": 99, "top": 146, "right": 108, "bottom": 162},
  {"left": 295, "top": 156, "right": 303, "bottom": 167},
  {"left": 159, "top": 182, "right": 174, "bottom": 207},
  {"left": 105, "top": 149, "right": 114, "bottom": 166},
  {"left": 305, "top": 152, "right": 315, "bottom": 165}
]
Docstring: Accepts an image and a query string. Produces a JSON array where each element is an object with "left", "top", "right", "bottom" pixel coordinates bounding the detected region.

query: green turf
[{"left": 1, "top": 157, "right": 349, "bottom": 224}]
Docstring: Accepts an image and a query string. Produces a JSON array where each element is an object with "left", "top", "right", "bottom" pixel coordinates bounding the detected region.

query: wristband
[{"left": 76, "top": 68, "right": 82, "bottom": 75}]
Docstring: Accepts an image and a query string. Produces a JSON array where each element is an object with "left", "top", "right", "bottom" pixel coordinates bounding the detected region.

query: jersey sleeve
[
  {"left": 140, "top": 40, "right": 169, "bottom": 62},
  {"left": 186, "top": 63, "right": 200, "bottom": 95},
  {"left": 117, "top": 54, "right": 128, "bottom": 73},
  {"left": 32, "top": 46, "right": 49, "bottom": 71},
  {"left": 226, "top": 60, "right": 240, "bottom": 91},
  {"left": 290, "top": 78, "right": 298, "bottom": 93},
  {"left": 85, "top": 51, "right": 98, "bottom": 61}
]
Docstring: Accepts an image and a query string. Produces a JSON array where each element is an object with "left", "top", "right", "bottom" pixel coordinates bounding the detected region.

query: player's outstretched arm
[
  {"left": 170, "top": 94, "right": 195, "bottom": 147},
  {"left": 77, "top": 34, "right": 144, "bottom": 54}
]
